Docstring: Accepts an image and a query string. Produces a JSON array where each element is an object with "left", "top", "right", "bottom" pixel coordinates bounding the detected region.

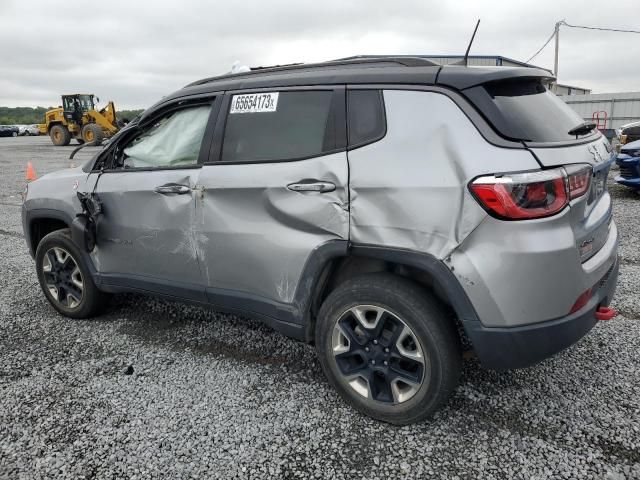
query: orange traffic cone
[{"left": 26, "top": 162, "right": 37, "bottom": 182}]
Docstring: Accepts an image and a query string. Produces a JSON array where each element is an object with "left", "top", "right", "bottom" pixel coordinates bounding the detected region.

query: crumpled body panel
[
  {"left": 195, "top": 153, "right": 349, "bottom": 303},
  {"left": 90, "top": 170, "right": 203, "bottom": 286},
  {"left": 348, "top": 90, "right": 540, "bottom": 259}
]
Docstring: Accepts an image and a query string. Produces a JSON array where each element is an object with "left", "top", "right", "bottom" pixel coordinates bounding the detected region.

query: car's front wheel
[
  {"left": 316, "top": 273, "right": 461, "bottom": 424},
  {"left": 35, "top": 229, "right": 108, "bottom": 318}
]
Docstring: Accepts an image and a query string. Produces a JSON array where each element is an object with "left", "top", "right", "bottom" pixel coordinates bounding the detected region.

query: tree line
[{"left": 0, "top": 106, "right": 145, "bottom": 125}]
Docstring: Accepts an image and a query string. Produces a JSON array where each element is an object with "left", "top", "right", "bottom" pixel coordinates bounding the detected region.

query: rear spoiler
[{"left": 436, "top": 66, "right": 554, "bottom": 90}]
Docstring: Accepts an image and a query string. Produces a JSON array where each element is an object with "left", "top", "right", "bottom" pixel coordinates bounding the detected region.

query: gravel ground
[{"left": 1, "top": 136, "right": 639, "bottom": 479}]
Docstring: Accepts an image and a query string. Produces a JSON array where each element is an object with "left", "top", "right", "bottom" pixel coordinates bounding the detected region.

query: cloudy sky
[{"left": 1, "top": 0, "right": 639, "bottom": 109}]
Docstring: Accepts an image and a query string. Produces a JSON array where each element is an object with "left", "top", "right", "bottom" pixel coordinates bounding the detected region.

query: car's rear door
[
  {"left": 194, "top": 87, "right": 349, "bottom": 315},
  {"left": 89, "top": 97, "right": 220, "bottom": 300}
]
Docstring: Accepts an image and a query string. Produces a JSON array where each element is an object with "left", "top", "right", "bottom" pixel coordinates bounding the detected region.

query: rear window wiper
[{"left": 568, "top": 122, "right": 597, "bottom": 138}]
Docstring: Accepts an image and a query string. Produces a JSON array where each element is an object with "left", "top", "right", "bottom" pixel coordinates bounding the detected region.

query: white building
[{"left": 560, "top": 92, "right": 640, "bottom": 133}]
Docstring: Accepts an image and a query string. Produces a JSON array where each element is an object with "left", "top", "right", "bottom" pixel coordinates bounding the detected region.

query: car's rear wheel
[
  {"left": 316, "top": 273, "right": 461, "bottom": 424},
  {"left": 35, "top": 229, "right": 108, "bottom": 318}
]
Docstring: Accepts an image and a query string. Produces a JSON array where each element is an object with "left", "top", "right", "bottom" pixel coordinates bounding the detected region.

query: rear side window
[
  {"left": 465, "top": 79, "right": 589, "bottom": 143},
  {"left": 221, "top": 90, "right": 336, "bottom": 162},
  {"left": 347, "top": 90, "right": 386, "bottom": 147}
]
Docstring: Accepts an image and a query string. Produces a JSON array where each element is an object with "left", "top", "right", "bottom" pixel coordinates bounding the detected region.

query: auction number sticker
[{"left": 230, "top": 92, "right": 279, "bottom": 114}]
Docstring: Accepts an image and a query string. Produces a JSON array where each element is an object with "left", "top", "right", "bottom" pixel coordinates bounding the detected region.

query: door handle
[
  {"left": 154, "top": 183, "right": 192, "bottom": 195},
  {"left": 287, "top": 181, "right": 336, "bottom": 193}
]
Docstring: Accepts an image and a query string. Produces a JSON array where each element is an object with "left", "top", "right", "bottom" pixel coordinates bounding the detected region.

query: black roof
[{"left": 147, "top": 56, "right": 554, "bottom": 115}]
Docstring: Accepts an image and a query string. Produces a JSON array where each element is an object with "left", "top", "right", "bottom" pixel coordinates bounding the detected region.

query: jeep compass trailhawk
[{"left": 23, "top": 56, "right": 619, "bottom": 424}]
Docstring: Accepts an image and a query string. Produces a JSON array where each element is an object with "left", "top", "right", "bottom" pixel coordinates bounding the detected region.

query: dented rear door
[{"left": 194, "top": 88, "right": 349, "bottom": 306}]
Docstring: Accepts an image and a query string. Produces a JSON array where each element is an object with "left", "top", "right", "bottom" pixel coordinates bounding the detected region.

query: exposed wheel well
[
  {"left": 30, "top": 218, "right": 68, "bottom": 253},
  {"left": 307, "top": 254, "right": 465, "bottom": 345}
]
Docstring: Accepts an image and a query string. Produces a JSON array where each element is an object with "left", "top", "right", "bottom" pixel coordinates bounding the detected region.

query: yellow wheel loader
[{"left": 38, "top": 94, "right": 120, "bottom": 146}]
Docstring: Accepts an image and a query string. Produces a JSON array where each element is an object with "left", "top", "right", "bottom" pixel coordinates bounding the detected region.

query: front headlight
[{"left": 21, "top": 183, "right": 28, "bottom": 203}]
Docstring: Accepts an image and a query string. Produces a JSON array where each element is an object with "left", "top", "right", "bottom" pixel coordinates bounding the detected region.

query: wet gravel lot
[{"left": 1, "top": 136, "right": 639, "bottom": 479}]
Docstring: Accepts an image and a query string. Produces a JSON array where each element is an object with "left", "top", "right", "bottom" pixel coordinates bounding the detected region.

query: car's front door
[
  {"left": 194, "top": 88, "right": 349, "bottom": 314},
  {"left": 88, "top": 99, "right": 219, "bottom": 300}
]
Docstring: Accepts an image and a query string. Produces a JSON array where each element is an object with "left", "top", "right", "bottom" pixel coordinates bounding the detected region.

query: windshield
[
  {"left": 465, "top": 79, "right": 592, "bottom": 143},
  {"left": 78, "top": 95, "right": 94, "bottom": 111},
  {"left": 63, "top": 95, "right": 94, "bottom": 112}
]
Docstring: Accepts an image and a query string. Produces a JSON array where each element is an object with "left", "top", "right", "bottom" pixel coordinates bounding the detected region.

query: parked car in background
[
  {"left": 617, "top": 121, "right": 640, "bottom": 149},
  {"left": 0, "top": 125, "right": 19, "bottom": 137},
  {"left": 19, "top": 125, "right": 40, "bottom": 136},
  {"left": 616, "top": 138, "right": 640, "bottom": 191}
]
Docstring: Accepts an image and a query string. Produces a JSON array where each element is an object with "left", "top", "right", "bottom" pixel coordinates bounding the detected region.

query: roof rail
[
  {"left": 332, "top": 55, "right": 438, "bottom": 67},
  {"left": 187, "top": 55, "right": 439, "bottom": 87}
]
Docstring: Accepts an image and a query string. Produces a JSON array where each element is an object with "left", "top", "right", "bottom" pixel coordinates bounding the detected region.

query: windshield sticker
[{"left": 230, "top": 93, "right": 279, "bottom": 114}]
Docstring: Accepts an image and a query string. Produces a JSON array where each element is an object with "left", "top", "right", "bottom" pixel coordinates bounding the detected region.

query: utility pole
[{"left": 553, "top": 21, "right": 561, "bottom": 93}]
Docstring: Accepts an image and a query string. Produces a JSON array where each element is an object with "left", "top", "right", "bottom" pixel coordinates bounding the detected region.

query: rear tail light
[
  {"left": 565, "top": 164, "right": 591, "bottom": 199},
  {"left": 470, "top": 165, "right": 592, "bottom": 220}
]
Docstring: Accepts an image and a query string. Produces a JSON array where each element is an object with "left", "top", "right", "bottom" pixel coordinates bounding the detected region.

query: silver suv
[{"left": 22, "top": 57, "right": 619, "bottom": 424}]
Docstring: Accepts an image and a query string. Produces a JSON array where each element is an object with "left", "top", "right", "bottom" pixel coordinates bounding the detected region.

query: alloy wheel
[
  {"left": 331, "top": 305, "right": 427, "bottom": 404},
  {"left": 42, "top": 247, "right": 84, "bottom": 309}
]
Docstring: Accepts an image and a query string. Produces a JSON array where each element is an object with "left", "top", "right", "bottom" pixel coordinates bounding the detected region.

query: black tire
[
  {"left": 316, "top": 273, "right": 461, "bottom": 425},
  {"left": 81, "top": 123, "right": 104, "bottom": 145},
  {"left": 50, "top": 124, "right": 71, "bottom": 146},
  {"left": 76, "top": 138, "right": 85, "bottom": 145},
  {"left": 35, "top": 229, "right": 109, "bottom": 319}
]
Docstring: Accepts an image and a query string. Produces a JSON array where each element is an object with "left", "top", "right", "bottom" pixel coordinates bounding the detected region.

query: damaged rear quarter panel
[{"left": 348, "top": 89, "right": 540, "bottom": 259}]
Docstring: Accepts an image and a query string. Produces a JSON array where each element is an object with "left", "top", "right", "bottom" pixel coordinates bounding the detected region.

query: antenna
[{"left": 463, "top": 19, "right": 481, "bottom": 66}]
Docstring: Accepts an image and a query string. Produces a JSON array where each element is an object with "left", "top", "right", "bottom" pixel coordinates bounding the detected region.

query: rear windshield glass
[{"left": 474, "top": 80, "right": 589, "bottom": 143}]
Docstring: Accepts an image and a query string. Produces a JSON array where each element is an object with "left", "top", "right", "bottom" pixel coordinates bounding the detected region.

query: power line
[
  {"left": 561, "top": 21, "right": 640, "bottom": 34},
  {"left": 524, "top": 20, "right": 640, "bottom": 65},
  {"left": 525, "top": 28, "right": 556, "bottom": 63}
]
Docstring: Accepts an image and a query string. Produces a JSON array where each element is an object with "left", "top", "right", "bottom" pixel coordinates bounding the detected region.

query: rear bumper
[{"left": 465, "top": 255, "right": 619, "bottom": 370}]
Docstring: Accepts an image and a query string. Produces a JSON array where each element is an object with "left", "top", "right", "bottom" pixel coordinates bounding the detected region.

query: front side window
[
  {"left": 121, "top": 105, "right": 211, "bottom": 169},
  {"left": 63, "top": 97, "right": 76, "bottom": 111},
  {"left": 221, "top": 90, "right": 335, "bottom": 162}
]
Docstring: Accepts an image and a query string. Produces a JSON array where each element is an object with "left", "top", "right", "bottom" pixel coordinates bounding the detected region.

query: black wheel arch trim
[
  {"left": 24, "top": 208, "right": 98, "bottom": 278},
  {"left": 295, "top": 242, "right": 483, "bottom": 343},
  {"left": 347, "top": 244, "right": 482, "bottom": 326},
  {"left": 23, "top": 208, "right": 74, "bottom": 257}
]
